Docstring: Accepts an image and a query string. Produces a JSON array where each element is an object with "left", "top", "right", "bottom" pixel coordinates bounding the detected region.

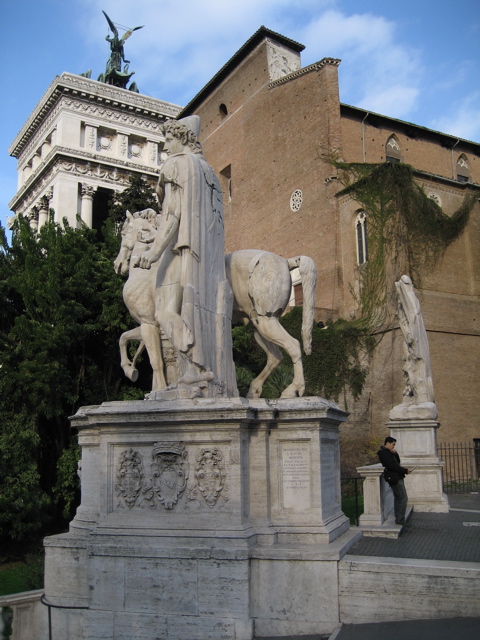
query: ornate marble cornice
[
  {"left": 268, "top": 58, "right": 341, "bottom": 89},
  {"left": 15, "top": 95, "right": 172, "bottom": 167},
  {"left": 9, "top": 146, "right": 160, "bottom": 211},
  {"left": 9, "top": 73, "right": 182, "bottom": 158},
  {"left": 61, "top": 97, "right": 170, "bottom": 131}
]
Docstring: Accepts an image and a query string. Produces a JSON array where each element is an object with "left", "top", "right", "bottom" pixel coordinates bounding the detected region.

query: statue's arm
[{"left": 155, "top": 178, "right": 165, "bottom": 210}]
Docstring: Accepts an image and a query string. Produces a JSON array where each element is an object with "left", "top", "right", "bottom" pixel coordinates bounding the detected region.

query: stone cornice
[
  {"left": 15, "top": 94, "right": 171, "bottom": 167},
  {"left": 268, "top": 58, "right": 341, "bottom": 89},
  {"left": 9, "top": 73, "right": 182, "bottom": 158},
  {"left": 413, "top": 168, "right": 480, "bottom": 191},
  {"left": 9, "top": 146, "right": 160, "bottom": 211},
  {"left": 336, "top": 167, "right": 480, "bottom": 205}
]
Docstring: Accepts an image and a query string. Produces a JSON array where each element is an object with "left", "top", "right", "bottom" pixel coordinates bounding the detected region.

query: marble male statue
[
  {"left": 132, "top": 116, "right": 237, "bottom": 397},
  {"left": 390, "top": 275, "right": 437, "bottom": 419}
]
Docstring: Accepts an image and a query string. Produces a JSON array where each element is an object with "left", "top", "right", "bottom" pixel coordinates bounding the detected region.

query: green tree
[
  {"left": 108, "top": 175, "right": 158, "bottom": 223},
  {"left": 232, "top": 307, "right": 371, "bottom": 403},
  {"left": 0, "top": 215, "right": 145, "bottom": 543}
]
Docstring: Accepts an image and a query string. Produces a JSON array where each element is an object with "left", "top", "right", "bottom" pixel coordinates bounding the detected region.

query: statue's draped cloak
[
  {"left": 156, "top": 151, "right": 237, "bottom": 396},
  {"left": 396, "top": 277, "right": 435, "bottom": 405}
]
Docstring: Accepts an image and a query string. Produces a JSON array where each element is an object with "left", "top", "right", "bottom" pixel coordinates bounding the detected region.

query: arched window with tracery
[
  {"left": 355, "top": 210, "right": 368, "bottom": 265},
  {"left": 456, "top": 154, "right": 469, "bottom": 182},
  {"left": 385, "top": 135, "right": 401, "bottom": 163}
]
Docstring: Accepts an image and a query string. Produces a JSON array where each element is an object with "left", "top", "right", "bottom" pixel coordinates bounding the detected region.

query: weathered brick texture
[{"left": 181, "top": 29, "right": 480, "bottom": 443}]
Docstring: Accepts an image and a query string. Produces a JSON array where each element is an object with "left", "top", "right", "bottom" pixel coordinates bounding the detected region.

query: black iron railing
[
  {"left": 341, "top": 476, "right": 364, "bottom": 525},
  {"left": 438, "top": 441, "right": 480, "bottom": 493},
  {"left": 41, "top": 596, "right": 89, "bottom": 640}
]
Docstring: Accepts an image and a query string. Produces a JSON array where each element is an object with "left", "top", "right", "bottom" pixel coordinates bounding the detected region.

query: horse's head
[{"left": 113, "top": 209, "right": 160, "bottom": 276}]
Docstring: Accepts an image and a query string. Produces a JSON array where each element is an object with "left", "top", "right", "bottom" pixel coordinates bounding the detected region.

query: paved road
[
  {"left": 257, "top": 493, "right": 480, "bottom": 640},
  {"left": 347, "top": 492, "right": 480, "bottom": 563},
  {"left": 330, "top": 616, "right": 480, "bottom": 639},
  {"left": 332, "top": 492, "right": 480, "bottom": 639}
]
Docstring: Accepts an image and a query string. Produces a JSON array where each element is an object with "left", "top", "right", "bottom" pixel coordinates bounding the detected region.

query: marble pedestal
[
  {"left": 44, "top": 397, "right": 357, "bottom": 640},
  {"left": 388, "top": 419, "right": 449, "bottom": 513}
]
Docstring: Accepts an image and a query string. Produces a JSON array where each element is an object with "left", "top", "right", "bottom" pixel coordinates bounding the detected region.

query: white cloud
[
  {"left": 297, "top": 10, "right": 423, "bottom": 119},
  {"left": 77, "top": 2, "right": 424, "bottom": 118},
  {"left": 78, "top": 0, "right": 343, "bottom": 104},
  {"left": 430, "top": 92, "right": 480, "bottom": 142},
  {"left": 300, "top": 9, "right": 394, "bottom": 54},
  {"left": 357, "top": 86, "right": 419, "bottom": 118}
]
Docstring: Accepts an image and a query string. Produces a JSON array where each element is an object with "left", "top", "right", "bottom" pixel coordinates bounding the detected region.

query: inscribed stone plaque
[
  {"left": 320, "top": 438, "right": 339, "bottom": 508},
  {"left": 281, "top": 441, "right": 311, "bottom": 510}
]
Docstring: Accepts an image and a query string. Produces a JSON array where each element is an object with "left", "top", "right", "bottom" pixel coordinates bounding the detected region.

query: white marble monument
[
  {"left": 44, "top": 397, "right": 358, "bottom": 639},
  {"left": 388, "top": 275, "right": 448, "bottom": 513},
  {"left": 8, "top": 73, "right": 181, "bottom": 232},
  {"left": 43, "top": 116, "right": 358, "bottom": 640},
  {"left": 113, "top": 117, "right": 318, "bottom": 401}
]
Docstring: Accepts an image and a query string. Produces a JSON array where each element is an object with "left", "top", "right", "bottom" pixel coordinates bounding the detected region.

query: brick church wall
[{"left": 183, "top": 33, "right": 480, "bottom": 444}]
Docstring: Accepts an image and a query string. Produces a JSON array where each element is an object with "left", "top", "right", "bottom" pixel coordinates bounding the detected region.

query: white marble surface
[
  {"left": 339, "top": 556, "right": 480, "bottom": 623},
  {"left": 389, "top": 275, "right": 438, "bottom": 420},
  {"left": 43, "top": 396, "right": 350, "bottom": 639}
]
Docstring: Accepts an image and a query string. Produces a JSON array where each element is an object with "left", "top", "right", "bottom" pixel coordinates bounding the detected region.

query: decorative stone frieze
[
  {"left": 268, "top": 57, "right": 341, "bottom": 89},
  {"left": 113, "top": 442, "right": 231, "bottom": 512},
  {"left": 9, "top": 73, "right": 181, "bottom": 158},
  {"left": 9, "top": 153, "right": 153, "bottom": 221}
]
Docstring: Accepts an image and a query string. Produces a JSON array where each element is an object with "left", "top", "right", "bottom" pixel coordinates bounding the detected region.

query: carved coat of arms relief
[
  {"left": 114, "top": 443, "right": 228, "bottom": 511},
  {"left": 150, "top": 441, "right": 189, "bottom": 509},
  {"left": 116, "top": 448, "right": 145, "bottom": 508}
]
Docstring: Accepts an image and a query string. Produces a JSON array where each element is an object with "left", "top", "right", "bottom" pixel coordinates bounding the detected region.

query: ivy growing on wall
[
  {"left": 334, "top": 161, "right": 476, "bottom": 329},
  {"left": 232, "top": 161, "right": 476, "bottom": 402},
  {"left": 232, "top": 307, "right": 374, "bottom": 404}
]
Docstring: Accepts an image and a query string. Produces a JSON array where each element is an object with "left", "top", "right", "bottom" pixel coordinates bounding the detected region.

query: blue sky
[{"left": 1, "top": 0, "right": 479, "bottom": 232}]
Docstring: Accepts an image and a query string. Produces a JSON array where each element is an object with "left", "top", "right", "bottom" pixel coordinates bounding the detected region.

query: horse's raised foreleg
[
  {"left": 119, "top": 327, "right": 144, "bottom": 382},
  {"left": 247, "top": 329, "right": 284, "bottom": 398},
  {"left": 251, "top": 316, "right": 305, "bottom": 398},
  {"left": 140, "top": 322, "right": 167, "bottom": 391}
]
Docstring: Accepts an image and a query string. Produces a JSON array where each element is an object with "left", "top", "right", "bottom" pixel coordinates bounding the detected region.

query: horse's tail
[{"left": 287, "top": 256, "right": 317, "bottom": 355}]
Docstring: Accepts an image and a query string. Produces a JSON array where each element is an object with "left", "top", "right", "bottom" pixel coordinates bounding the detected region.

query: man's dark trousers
[{"left": 391, "top": 478, "right": 408, "bottom": 524}]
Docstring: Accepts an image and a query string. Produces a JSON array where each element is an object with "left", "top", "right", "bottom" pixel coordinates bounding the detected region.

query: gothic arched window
[
  {"left": 385, "top": 135, "right": 401, "bottom": 163},
  {"left": 355, "top": 210, "right": 368, "bottom": 265},
  {"left": 456, "top": 154, "right": 469, "bottom": 183}
]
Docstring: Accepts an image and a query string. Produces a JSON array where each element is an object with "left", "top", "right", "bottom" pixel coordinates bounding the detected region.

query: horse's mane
[{"left": 132, "top": 208, "right": 161, "bottom": 229}]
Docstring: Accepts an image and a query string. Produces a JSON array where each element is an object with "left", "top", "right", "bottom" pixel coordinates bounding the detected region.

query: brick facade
[{"left": 181, "top": 27, "right": 480, "bottom": 444}]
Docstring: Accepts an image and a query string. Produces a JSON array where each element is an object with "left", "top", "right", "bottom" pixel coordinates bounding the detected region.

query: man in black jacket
[{"left": 378, "top": 436, "right": 411, "bottom": 526}]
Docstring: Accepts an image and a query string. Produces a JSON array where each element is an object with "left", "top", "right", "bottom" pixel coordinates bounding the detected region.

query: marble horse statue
[{"left": 114, "top": 209, "right": 317, "bottom": 399}]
